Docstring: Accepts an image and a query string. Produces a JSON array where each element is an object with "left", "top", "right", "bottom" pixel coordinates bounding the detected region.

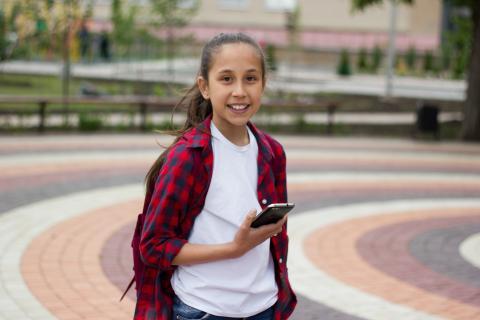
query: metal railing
[{"left": 0, "top": 95, "right": 338, "bottom": 133}]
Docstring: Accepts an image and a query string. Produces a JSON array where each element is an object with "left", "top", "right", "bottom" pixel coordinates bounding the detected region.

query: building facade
[
  {"left": 86, "top": 0, "right": 442, "bottom": 53},
  {"left": 187, "top": 0, "right": 442, "bottom": 52}
]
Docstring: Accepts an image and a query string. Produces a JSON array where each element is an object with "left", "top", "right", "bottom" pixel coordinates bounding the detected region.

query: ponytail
[{"left": 145, "top": 84, "right": 212, "bottom": 193}]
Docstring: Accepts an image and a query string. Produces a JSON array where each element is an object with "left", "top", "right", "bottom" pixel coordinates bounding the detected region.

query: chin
[{"left": 228, "top": 118, "right": 250, "bottom": 127}]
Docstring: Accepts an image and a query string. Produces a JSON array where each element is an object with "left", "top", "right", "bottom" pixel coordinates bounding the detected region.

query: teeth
[{"left": 230, "top": 104, "right": 248, "bottom": 110}]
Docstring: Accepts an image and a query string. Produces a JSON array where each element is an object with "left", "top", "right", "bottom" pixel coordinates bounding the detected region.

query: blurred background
[
  {"left": 0, "top": 0, "right": 478, "bottom": 141},
  {"left": 1, "top": 2, "right": 480, "bottom": 320}
]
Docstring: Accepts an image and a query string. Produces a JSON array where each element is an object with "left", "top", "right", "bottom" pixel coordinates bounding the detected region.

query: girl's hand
[{"left": 230, "top": 209, "right": 287, "bottom": 258}]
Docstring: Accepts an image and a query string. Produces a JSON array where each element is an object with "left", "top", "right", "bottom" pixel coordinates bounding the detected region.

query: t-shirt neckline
[{"left": 210, "top": 122, "right": 253, "bottom": 152}]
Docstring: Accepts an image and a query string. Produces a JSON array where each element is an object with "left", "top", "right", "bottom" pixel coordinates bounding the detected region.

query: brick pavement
[{"left": 0, "top": 134, "right": 480, "bottom": 319}]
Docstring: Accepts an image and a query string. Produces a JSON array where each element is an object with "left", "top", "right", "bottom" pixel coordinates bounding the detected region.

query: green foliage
[
  {"left": 370, "top": 45, "right": 383, "bottom": 72},
  {"left": 293, "top": 113, "right": 307, "bottom": 132},
  {"left": 7, "top": 2, "right": 21, "bottom": 30},
  {"left": 337, "top": 49, "right": 352, "bottom": 76},
  {"left": 357, "top": 48, "right": 368, "bottom": 72},
  {"left": 352, "top": 0, "right": 413, "bottom": 11},
  {"left": 111, "top": 0, "right": 138, "bottom": 57},
  {"left": 452, "top": 47, "right": 469, "bottom": 78},
  {"left": 446, "top": 15, "right": 472, "bottom": 79},
  {"left": 0, "top": 2, "right": 23, "bottom": 60},
  {"left": 153, "top": 84, "right": 165, "bottom": 97},
  {"left": 351, "top": 0, "right": 478, "bottom": 80},
  {"left": 440, "top": 43, "right": 452, "bottom": 72},
  {"left": 422, "top": 51, "right": 434, "bottom": 73},
  {"left": 445, "top": 0, "right": 477, "bottom": 8},
  {"left": 286, "top": 5, "right": 301, "bottom": 33},
  {"left": 78, "top": 113, "right": 104, "bottom": 131},
  {"left": 405, "top": 46, "right": 417, "bottom": 71},
  {"left": 84, "top": 0, "right": 94, "bottom": 19},
  {"left": 149, "top": 0, "right": 199, "bottom": 28},
  {"left": 265, "top": 43, "right": 277, "bottom": 71},
  {"left": 0, "top": 10, "right": 6, "bottom": 61}
]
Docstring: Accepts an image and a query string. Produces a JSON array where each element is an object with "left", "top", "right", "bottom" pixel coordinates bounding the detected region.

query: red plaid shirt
[{"left": 135, "top": 116, "right": 297, "bottom": 319}]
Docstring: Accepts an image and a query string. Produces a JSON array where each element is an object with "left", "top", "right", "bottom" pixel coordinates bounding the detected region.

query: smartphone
[{"left": 251, "top": 203, "right": 295, "bottom": 228}]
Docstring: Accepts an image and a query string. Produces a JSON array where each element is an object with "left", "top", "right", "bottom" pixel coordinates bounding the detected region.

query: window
[
  {"left": 264, "top": 0, "right": 296, "bottom": 12},
  {"left": 218, "top": 0, "right": 249, "bottom": 10}
]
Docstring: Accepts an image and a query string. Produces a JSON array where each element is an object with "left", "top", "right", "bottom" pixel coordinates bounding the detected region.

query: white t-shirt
[{"left": 171, "top": 122, "right": 278, "bottom": 317}]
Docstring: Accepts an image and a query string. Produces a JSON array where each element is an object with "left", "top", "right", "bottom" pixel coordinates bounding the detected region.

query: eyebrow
[{"left": 217, "top": 68, "right": 260, "bottom": 73}]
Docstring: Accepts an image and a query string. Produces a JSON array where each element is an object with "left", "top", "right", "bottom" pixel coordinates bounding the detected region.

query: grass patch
[
  {"left": 0, "top": 73, "right": 172, "bottom": 97},
  {"left": 78, "top": 113, "right": 104, "bottom": 132}
]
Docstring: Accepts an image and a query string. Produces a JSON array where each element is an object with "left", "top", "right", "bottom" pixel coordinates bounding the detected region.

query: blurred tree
[
  {"left": 0, "top": 9, "right": 6, "bottom": 61},
  {"left": 395, "top": 54, "right": 408, "bottom": 75},
  {"left": 11, "top": 0, "right": 93, "bottom": 125},
  {"left": 149, "top": 0, "right": 199, "bottom": 93},
  {"left": 440, "top": 43, "right": 452, "bottom": 73},
  {"left": 111, "top": 0, "right": 138, "bottom": 58},
  {"left": 357, "top": 48, "right": 368, "bottom": 72},
  {"left": 446, "top": 15, "right": 472, "bottom": 79},
  {"left": 266, "top": 43, "right": 277, "bottom": 71},
  {"left": 405, "top": 45, "right": 417, "bottom": 72},
  {"left": 352, "top": 0, "right": 480, "bottom": 141},
  {"left": 422, "top": 50, "right": 434, "bottom": 73},
  {"left": 337, "top": 49, "right": 352, "bottom": 76},
  {"left": 0, "top": 1, "right": 28, "bottom": 59},
  {"left": 285, "top": 5, "right": 301, "bottom": 75},
  {"left": 370, "top": 45, "right": 383, "bottom": 72}
]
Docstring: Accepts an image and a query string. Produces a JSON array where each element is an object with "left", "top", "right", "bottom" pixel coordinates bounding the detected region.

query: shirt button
[
  {"left": 262, "top": 199, "right": 267, "bottom": 205},
  {"left": 279, "top": 258, "right": 283, "bottom": 264}
]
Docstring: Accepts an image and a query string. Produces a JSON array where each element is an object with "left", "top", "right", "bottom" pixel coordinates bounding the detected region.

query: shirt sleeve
[{"left": 139, "top": 143, "right": 195, "bottom": 271}]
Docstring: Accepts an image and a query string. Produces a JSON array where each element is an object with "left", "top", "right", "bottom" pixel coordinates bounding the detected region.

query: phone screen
[{"left": 251, "top": 203, "right": 295, "bottom": 228}]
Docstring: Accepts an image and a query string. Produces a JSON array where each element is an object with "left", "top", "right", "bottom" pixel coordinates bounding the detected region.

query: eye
[
  {"left": 222, "top": 76, "right": 232, "bottom": 83},
  {"left": 246, "top": 75, "right": 258, "bottom": 82}
]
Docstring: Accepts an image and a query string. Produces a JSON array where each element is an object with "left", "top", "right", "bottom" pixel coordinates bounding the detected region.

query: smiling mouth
[{"left": 227, "top": 104, "right": 250, "bottom": 111}]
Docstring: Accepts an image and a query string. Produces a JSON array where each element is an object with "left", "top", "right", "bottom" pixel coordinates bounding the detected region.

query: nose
[{"left": 232, "top": 82, "right": 246, "bottom": 97}]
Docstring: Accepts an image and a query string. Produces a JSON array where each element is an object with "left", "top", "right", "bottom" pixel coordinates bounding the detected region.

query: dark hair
[{"left": 145, "top": 33, "right": 267, "bottom": 193}]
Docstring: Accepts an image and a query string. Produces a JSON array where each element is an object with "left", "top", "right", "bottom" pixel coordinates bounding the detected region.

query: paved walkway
[{"left": 1, "top": 134, "right": 480, "bottom": 319}]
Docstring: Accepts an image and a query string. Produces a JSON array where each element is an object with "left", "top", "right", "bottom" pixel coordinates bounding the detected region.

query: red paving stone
[
  {"left": 3, "top": 134, "right": 480, "bottom": 320},
  {"left": 305, "top": 207, "right": 480, "bottom": 320},
  {"left": 357, "top": 215, "right": 480, "bottom": 306},
  {"left": 21, "top": 199, "right": 141, "bottom": 319}
]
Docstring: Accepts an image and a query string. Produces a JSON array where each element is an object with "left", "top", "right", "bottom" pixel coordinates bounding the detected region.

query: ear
[{"left": 197, "top": 76, "right": 209, "bottom": 100}]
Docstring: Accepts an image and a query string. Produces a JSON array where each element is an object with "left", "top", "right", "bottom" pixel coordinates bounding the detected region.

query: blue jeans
[{"left": 172, "top": 296, "right": 274, "bottom": 320}]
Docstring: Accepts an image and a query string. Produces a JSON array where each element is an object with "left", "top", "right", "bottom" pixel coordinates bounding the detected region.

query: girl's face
[{"left": 198, "top": 43, "right": 264, "bottom": 135}]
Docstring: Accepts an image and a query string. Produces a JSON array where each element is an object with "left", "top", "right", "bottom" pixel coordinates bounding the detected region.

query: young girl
[{"left": 135, "top": 33, "right": 297, "bottom": 320}]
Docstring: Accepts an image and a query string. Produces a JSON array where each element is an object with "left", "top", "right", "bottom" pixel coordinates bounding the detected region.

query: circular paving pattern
[{"left": 0, "top": 134, "right": 480, "bottom": 319}]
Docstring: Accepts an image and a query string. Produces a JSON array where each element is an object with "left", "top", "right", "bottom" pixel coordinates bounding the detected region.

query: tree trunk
[{"left": 461, "top": 3, "right": 480, "bottom": 141}]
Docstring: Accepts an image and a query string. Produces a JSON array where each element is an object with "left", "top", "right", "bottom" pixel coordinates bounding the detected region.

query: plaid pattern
[{"left": 134, "top": 116, "right": 297, "bottom": 319}]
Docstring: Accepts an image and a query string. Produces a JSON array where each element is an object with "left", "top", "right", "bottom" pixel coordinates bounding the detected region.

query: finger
[
  {"left": 275, "top": 214, "right": 288, "bottom": 227},
  {"left": 272, "top": 227, "right": 282, "bottom": 237},
  {"left": 241, "top": 209, "right": 257, "bottom": 228}
]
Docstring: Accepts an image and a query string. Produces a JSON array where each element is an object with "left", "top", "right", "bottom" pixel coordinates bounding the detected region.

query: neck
[{"left": 212, "top": 119, "right": 249, "bottom": 146}]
